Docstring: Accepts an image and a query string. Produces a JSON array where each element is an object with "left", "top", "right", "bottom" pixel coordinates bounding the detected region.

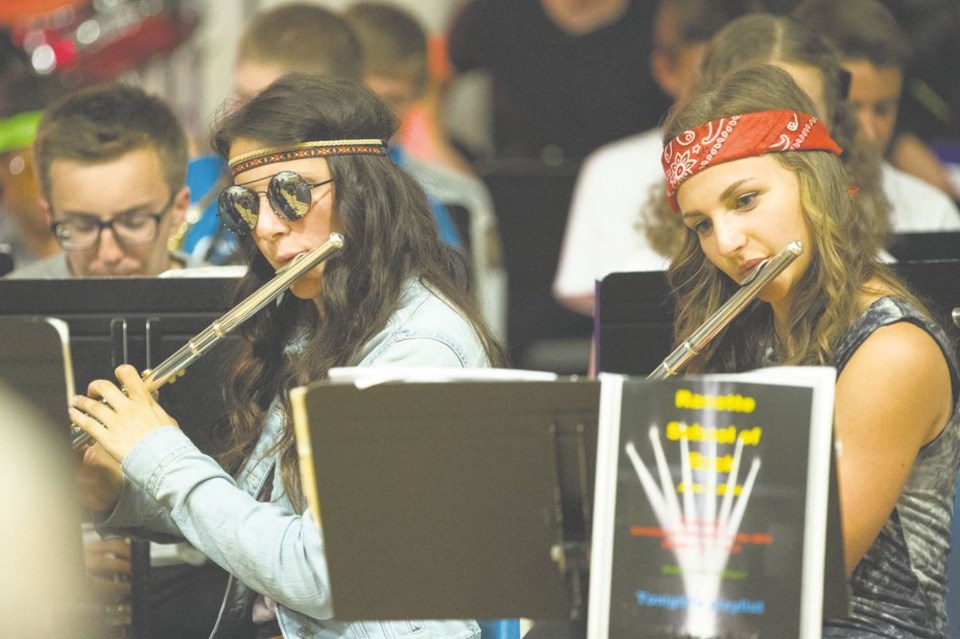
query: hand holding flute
[
  {"left": 70, "top": 233, "right": 344, "bottom": 452},
  {"left": 71, "top": 364, "right": 180, "bottom": 466}
]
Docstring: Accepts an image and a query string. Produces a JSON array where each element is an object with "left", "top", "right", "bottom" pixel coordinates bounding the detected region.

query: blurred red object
[
  {"left": 71, "top": 10, "right": 198, "bottom": 83},
  {"left": 6, "top": 1, "right": 198, "bottom": 84},
  {"left": 0, "top": 1, "right": 85, "bottom": 24}
]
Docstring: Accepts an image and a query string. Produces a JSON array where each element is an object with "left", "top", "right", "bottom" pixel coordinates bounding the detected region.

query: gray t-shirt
[{"left": 5, "top": 250, "right": 208, "bottom": 278}]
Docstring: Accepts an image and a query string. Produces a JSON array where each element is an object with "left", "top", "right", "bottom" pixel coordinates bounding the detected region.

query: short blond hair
[
  {"left": 237, "top": 3, "right": 363, "bottom": 83},
  {"left": 344, "top": 2, "right": 428, "bottom": 94}
]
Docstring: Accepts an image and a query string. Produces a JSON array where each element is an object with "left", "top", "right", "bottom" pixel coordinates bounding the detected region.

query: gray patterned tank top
[{"left": 823, "top": 297, "right": 960, "bottom": 638}]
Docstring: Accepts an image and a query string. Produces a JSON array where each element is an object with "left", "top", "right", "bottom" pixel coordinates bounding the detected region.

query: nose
[
  {"left": 711, "top": 214, "right": 747, "bottom": 258},
  {"left": 95, "top": 227, "right": 125, "bottom": 264},
  {"left": 253, "top": 193, "right": 290, "bottom": 239},
  {"left": 856, "top": 111, "right": 880, "bottom": 146}
]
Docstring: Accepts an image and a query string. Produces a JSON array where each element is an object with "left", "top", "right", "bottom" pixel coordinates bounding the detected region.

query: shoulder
[
  {"left": 403, "top": 157, "right": 493, "bottom": 208},
  {"left": 882, "top": 162, "right": 960, "bottom": 231},
  {"left": 835, "top": 296, "right": 951, "bottom": 369},
  {"left": 838, "top": 304, "right": 953, "bottom": 443},
  {"left": 581, "top": 129, "right": 663, "bottom": 173},
  {"left": 6, "top": 253, "right": 69, "bottom": 279},
  {"left": 573, "top": 129, "right": 664, "bottom": 203},
  {"left": 850, "top": 320, "right": 946, "bottom": 371},
  {"left": 359, "top": 281, "right": 488, "bottom": 368}
]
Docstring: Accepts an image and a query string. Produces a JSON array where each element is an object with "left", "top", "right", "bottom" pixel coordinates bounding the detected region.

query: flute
[
  {"left": 71, "top": 233, "right": 345, "bottom": 450},
  {"left": 647, "top": 240, "right": 803, "bottom": 380}
]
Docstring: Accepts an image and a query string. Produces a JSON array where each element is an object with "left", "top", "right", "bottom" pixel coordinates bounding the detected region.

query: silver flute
[
  {"left": 647, "top": 240, "right": 803, "bottom": 380},
  {"left": 72, "top": 233, "right": 345, "bottom": 450}
]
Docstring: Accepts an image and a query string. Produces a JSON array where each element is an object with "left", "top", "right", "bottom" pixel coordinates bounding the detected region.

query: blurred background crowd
[{"left": 1, "top": 0, "right": 959, "bottom": 372}]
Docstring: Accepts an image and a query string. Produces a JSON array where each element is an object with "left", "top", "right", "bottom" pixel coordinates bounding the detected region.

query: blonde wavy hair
[{"left": 664, "top": 64, "right": 918, "bottom": 372}]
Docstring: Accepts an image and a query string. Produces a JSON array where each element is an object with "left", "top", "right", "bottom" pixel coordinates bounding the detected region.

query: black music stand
[
  {"left": 0, "top": 276, "right": 241, "bottom": 639},
  {"left": 594, "top": 270, "right": 674, "bottom": 376},
  {"left": 594, "top": 259, "right": 960, "bottom": 376},
  {"left": 0, "top": 276, "right": 240, "bottom": 453},
  {"left": 290, "top": 376, "right": 600, "bottom": 624},
  {"left": 887, "top": 232, "right": 960, "bottom": 262},
  {"left": 890, "top": 259, "right": 960, "bottom": 349}
]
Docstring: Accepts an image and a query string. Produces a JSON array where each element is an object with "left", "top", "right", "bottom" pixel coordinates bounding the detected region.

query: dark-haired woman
[{"left": 72, "top": 74, "right": 502, "bottom": 639}]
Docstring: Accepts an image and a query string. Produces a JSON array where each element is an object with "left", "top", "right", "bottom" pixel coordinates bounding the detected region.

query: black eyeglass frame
[
  {"left": 217, "top": 170, "right": 334, "bottom": 236},
  {"left": 49, "top": 194, "right": 176, "bottom": 251}
]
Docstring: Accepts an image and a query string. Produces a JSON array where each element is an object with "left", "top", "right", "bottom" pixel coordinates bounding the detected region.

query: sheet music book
[
  {"left": 588, "top": 367, "right": 844, "bottom": 639},
  {"left": 290, "top": 370, "right": 600, "bottom": 621}
]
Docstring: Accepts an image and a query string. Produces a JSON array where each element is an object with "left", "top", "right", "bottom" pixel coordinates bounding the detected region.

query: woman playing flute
[
  {"left": 662, "top": 63, "right": 960, "bottom": 637},
  {"left": 71, "top": 73, "right": 503, "bottom": 639}
]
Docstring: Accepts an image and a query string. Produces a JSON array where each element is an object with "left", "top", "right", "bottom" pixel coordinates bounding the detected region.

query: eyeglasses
[
  {"left": 218, "top": 170, "right": 334, "bottom": 236},
  {"left": 50, "top": 197, "right": 173, "bottom": 250}
]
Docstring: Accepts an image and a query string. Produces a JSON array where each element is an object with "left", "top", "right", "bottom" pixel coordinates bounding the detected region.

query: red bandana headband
[
  {"left": 661, "top": 110, "right": 842, "bottom": 212},
  {"left": 228, "top": 138, "right": 387, "bottom": 176}
]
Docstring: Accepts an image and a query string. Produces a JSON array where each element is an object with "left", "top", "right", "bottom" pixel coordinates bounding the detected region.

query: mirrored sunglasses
[{"left": 218, "top": 170, "right": 333, "bottom": 235}]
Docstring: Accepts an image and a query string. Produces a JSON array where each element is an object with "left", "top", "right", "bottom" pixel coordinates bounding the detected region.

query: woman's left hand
[{"left": 69, "top": 364, "right": 180, "bottom": 464}]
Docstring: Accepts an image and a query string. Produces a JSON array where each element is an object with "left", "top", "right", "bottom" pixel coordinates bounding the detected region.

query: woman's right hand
[{"left": 77, "top": 443, "right": 124, "bottom": 513}]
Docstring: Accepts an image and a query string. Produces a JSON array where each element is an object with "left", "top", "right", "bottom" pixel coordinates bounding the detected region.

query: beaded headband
[
  {"left": 661, "top": 110, "right": 842, "bottom": 212},
  {"left": 228, "top": 138, "right": 387, "bottom": 176}
]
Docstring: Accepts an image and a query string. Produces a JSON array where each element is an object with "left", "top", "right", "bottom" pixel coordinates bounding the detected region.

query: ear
[
  {"left": 650, "top": 49, "right": 683, "bottom": 100},
  {"left": 38, "top": 197, "right": 53, "bottom": 229},
  {"left": 169, "top": 185, "right": 191, "bottom": 228}
]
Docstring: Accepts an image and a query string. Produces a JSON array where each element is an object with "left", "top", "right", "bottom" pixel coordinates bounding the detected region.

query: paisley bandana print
[{"left": 661, "top": 110, "right": 842, "bottom": 212}]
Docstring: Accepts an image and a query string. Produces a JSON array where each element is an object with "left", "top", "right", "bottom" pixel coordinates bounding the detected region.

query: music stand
[
  {"left": 0, "top": 316, "right": 74, "bottom": 423},
  {"left": 0, "top": 276, "right": 241, "bottom": 639},
  {"left": 887, "top": 232, "right": 960, "bottom": 262},
  {"left": 0, "top": 276, "right": 240, "bottom": 453},
  {"left": 890, "top": 259, "right": 960, "bottom": 347},
  {"left": 595, "top": 259, "right": 960, "bottom": 376},
  {"left": 594, "top": 270, "right": 674, "bottom": 376},
  {"left": 290, "top": 376, "right": 601, "bottom": 622}
]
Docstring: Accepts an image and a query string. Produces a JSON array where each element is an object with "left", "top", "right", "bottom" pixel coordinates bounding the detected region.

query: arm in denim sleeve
[{"left": 116, "top": 426, "right": 335, "bottom": 620}]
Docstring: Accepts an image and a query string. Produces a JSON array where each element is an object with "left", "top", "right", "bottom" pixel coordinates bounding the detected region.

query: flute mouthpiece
[{"left": 741, "top": 259, "right": 769, "bottom": 285}]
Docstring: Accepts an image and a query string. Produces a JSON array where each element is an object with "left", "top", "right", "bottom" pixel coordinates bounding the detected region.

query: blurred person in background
[
  {"left": 553, "top": 0, "right": 759, "bottom": 315},
  {"left": 345, "top": 1, "right": 505, "bottom": 335},
  {"left": 447, "top": 0, "right": 668, "bottom": 162},
  {"left": 792, "top": 0, "right": 960, "bottom": 204},
  {"left": 6, "top": 83, "right": 201, "bottom": 278},
  {"left": 5, "top": 81, "right": 223, "bottom": 638},
  {"left": 0, "top": 29, "right": 66, "bottom": 272},
  {"left": 0, "top": 111, "right": 57, "bottom": 272},
  {"left": 878, "top": 0, "right": 960, "bottom": 198},
  {"left": 181, "top": 2, "right": 463, "bottom": 267}
]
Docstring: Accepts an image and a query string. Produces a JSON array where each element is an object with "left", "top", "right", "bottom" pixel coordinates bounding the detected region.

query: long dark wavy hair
[
  {"left": 664, "top": 64, "right": 922, "bottom": 373},
  {"left": 211, "top": 73, "right": 505, "bottom": 505},
  {"left": 642, "top": 14, "right": 889, "bottom": 260}
]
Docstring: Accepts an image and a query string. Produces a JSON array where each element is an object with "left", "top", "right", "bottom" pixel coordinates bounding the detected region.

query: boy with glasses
[
  {"left": 7, "top": 82, "right": 203, "bottom": 278},
  {"left": 4, "top": 81, "right": 223, "bottom": 638}
]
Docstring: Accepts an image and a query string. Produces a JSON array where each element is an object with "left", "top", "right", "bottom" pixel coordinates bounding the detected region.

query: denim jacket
[{"left": 100, "top": 280, "right": 488, "bottom": 639}]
